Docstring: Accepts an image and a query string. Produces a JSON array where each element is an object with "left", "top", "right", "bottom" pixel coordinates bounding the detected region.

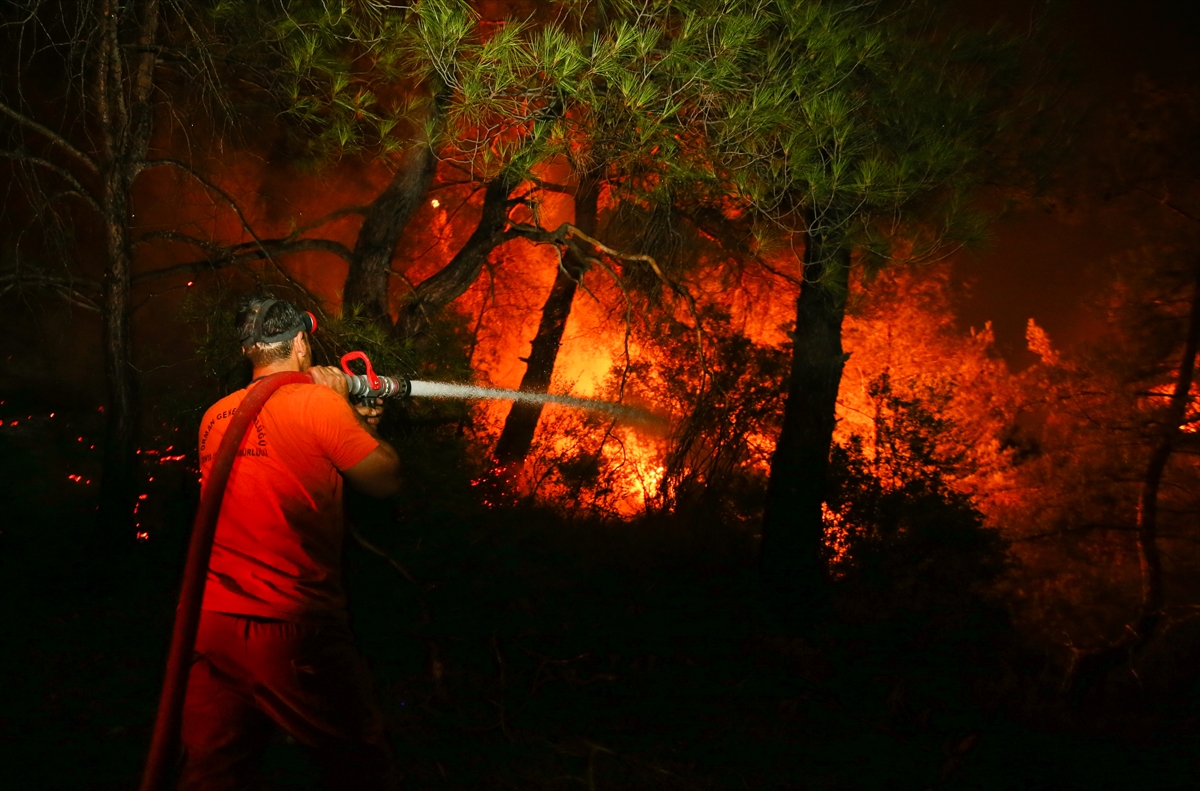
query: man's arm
[{"left": 310, "top": 366, "right": 402, "bottom": 498}]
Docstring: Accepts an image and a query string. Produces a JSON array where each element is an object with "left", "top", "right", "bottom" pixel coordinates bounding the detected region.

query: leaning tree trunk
[
  {"left": 394, "top": 173, "right": 517, "bottom": 341},
  {"left": 492, "top": 176, "right": 600, "bottom": 467},
  {"left": 342, "top": 140, "right": 439, "bottom": 320},
  {"left": 760, "top": 228, "right": 851, "bottom": 602},
  {"left": 1136, "top": 254, "right": 1200, "bottom": 622}
]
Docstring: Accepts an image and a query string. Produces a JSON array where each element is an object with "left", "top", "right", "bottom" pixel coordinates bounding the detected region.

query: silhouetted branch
[
  {"left": 0, "top": 150, "right": 101, "bottom": 213},
  {"left": 133, "top": 237, "right": 353, "bottom": 285},
  {"left": 0, "top": 269, "right": 102, "bottom": 312},
  {"left": 0, "top": 100, "right": 100, "bottom": 176},
  {"left": 509, "top": 220, "right": 711, "bottom": 377}
]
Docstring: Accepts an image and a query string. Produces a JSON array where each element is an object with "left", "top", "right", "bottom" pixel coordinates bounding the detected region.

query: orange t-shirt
[{"left": 197, "top": 382, "right": 379, "bottom": 621}]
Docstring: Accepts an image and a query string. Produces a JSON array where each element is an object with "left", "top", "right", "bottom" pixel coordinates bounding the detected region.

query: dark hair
[{"left": 236, "top": 296, "right": 305, "bottom": 367}]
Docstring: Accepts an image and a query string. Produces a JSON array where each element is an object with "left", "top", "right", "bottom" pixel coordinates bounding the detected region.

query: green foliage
[{"left": 183, "top": 0, "right": 1038, "bottom": 278}]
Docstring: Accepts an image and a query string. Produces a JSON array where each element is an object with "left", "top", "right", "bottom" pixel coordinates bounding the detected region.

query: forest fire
[{"left": 3, "top": 1, "right": 1200, "bottom": 789}]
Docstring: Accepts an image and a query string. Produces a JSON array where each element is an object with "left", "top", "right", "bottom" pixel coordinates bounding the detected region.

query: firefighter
[{"left": 180, "top": 297, "right": 401, "bottom": 790}]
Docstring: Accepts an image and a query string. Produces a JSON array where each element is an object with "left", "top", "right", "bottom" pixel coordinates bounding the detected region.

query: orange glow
[{"left": 822, "top": 503, "right": 851, "bottom": 571}]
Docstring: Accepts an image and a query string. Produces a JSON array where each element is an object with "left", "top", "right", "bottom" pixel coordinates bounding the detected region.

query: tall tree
[
  {"left": 1, "top": 0, "right": 166, "bottom": 528},
  {"left": 703, "top": 2, "right": 1041, "bottom": 600}
]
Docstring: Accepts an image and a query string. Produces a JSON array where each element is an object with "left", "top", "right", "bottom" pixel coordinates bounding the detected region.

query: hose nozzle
[
  {"left": 344, "top": 372, "right": 410, "bottom": 400},
  {"left": 340, "top": 351, "right": 411, "bottom": 400}
]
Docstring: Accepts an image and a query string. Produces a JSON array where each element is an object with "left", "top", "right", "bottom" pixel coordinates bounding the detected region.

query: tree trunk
[
  {"left": 760, "top": 228, "right": 851, "bottom": 602},
  {"left": 491, "top": 176, "right": 600, "bottom": 467},
  {"left": 343, "top": 141, "right": 439, "bottom": 320},
  {"left": 394, "top": 174, "right": 516, "bottom": 341},
  {"left": 98, "top": 181, "right": 140, "bottom": 530},
  {"left": 96, "top": 0, "right": 159, "bottom": 531},
  {"left": 1136, "top": 254, "right": 1200, "bottom": 619}
]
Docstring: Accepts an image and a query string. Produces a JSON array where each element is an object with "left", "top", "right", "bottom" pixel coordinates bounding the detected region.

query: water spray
[{"left": 340, "top": 351, "right": 649, "bottom": 420}]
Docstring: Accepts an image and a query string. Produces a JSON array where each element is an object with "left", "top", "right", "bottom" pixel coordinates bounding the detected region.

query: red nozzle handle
[{"left": 340, "top": 351, "right": 381, "bottom": 391}]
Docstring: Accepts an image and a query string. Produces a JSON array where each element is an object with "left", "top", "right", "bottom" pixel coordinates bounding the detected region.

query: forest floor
[{"left": 1, "top": 396, "right": 1198, "bottom": 790}]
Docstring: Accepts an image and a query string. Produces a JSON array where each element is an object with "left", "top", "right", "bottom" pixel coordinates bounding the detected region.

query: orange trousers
[{"left": 178, "top": 611, "right": 396, "bottom": 791}]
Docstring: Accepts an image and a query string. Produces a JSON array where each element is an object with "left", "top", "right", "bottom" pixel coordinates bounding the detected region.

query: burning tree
[{"left": 715, "top": 3, "right": 1045, "bottom": 602}]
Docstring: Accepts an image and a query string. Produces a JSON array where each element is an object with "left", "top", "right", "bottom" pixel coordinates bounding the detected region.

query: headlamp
[{"left": 240, "top": 299, "right": 318, "bottom": 350}]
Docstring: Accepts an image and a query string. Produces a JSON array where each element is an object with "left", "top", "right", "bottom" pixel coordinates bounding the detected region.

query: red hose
[{"left": 139, "top": 371, "right": 312, "bottom": 791}]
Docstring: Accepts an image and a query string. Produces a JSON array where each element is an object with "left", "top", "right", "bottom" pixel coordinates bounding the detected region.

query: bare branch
[
  {"left": 133, "top": 237, "right": 353, "bottom": 286},
  {"left": 0, "top": 100, "right": 100, "bottom": 176},
  {"left": 138, "top": 157, "right": 270, "bottom": 256},
  {"left": 136, "top": 157, "right": 333, "bottom": 308},
  {"left": 0, "top": 149, "right": 101, "bottom": 212},
  {"left": 0, "top": 269, "right": 103, "bottom": 313}
]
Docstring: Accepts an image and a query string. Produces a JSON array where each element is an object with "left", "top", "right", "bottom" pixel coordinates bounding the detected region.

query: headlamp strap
[{"left": 242, "top": 299, "right": 317, "bottom": 350}]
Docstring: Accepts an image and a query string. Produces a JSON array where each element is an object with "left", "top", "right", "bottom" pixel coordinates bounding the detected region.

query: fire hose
[{"left": 139, "top": 353, "right": 407, "bottom": 791}]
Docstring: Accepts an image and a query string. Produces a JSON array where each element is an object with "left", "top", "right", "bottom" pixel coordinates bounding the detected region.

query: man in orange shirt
[{"left": 180, "top": 297, "right": 402, "bottom": 791}]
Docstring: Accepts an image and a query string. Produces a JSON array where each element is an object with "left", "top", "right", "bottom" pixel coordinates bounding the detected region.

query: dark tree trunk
[
  {"left": 394, "top": 174, "right": 516, "bottom": 341},
  {"left": 98, "top": 178, "right": 140, "bottom": 530},
  {"left": 1137, "top": 254, "right": 1200, "bottom": 618},
  {"left": 343, "top": 142, "right": 439, "bottom": 320},
  {"left": 492, "top": 175, "right": 600, "bottom": 466},
  {"left": 759, "top": 228, "right": 851, "bottom": 602},
  {"left": 97, "top": 0, "right": 158, "bottom": 530}
]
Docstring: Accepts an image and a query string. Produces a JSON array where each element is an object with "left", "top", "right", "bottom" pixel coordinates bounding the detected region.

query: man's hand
[
  {"left": 354, "top": 397, "right": 384, "bottom": 429},
  {"left": 310, "top": 365, "right": 350, "bottom": 402}
]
